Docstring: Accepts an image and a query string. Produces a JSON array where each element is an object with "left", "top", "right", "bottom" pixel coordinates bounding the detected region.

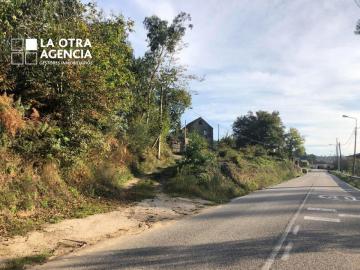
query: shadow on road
[{"left": 38, "top": 230, "right": 360, "bottom": 270}]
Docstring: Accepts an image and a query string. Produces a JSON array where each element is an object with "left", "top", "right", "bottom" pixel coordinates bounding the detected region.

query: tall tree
[
  {"left": 232, "top": 111, "right": 285, "bottom": 154},
  {"left": 285, "top": 128, "right": 305, "bottom": 159},
  {"left": 133, "top": 12, "right": 193, "bottom": 159}
]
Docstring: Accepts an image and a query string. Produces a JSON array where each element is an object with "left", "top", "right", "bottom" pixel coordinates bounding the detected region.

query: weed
[{"left": 1, "top": 251, "right": 52, "bottom": 270}]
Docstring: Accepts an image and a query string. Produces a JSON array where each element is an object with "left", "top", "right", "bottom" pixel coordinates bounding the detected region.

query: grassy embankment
[
  {"left": 330, "top": 171, "right": 360, "bottom": 189},
  {"left": 165, "top": 141, "right": 301, "bottom": 203},
  {"left": 0, "top": 144, "right": 167, "bottom": 239}
]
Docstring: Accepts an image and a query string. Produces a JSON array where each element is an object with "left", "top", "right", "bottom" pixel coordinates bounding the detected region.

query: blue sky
[{"left": 90, "top": 0, "right": 360, "bottom": 155}]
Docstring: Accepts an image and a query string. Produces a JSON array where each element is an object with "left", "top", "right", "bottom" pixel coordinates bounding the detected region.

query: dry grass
[
  {"left": 0, "top": 94, "right": 25, "bottom": 137},
  {"left": 41, "top": 162, "right": 61, "bottom": 183}
]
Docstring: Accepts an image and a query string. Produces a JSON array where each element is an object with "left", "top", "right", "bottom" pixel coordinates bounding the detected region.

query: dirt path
[{"left": 0, "top": 193, "right": 213, "bottom": 268}]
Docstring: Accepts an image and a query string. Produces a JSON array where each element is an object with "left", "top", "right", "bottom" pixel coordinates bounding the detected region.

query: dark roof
[{"left": 186, "top": 117, "right": 213, "bottom": 129}]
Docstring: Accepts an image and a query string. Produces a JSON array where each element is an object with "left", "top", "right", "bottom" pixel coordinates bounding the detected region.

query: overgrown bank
[
  {"left": 165, "top": 134, "right": 301, "bottom": 203},
  {"left": 330, "top": 171, "right": 360, "bottom": 189},
  {"left": 1, "top": 1, "right": 305, "bottom": 243},
  {"left": 0, "top": 0, "right": 189, "bottom": 239}
]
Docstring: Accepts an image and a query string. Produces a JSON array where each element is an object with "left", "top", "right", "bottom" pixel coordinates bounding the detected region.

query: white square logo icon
[{"left": 25, "top": 39, "right": 38, "bottom": 51}]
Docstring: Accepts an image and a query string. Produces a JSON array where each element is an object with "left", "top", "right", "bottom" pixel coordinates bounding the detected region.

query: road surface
[{"left": 33, "top": 171, "right": 360, "bottom": 269}]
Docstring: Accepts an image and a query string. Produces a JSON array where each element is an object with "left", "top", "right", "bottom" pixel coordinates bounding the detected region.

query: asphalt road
[{"left": 33, "top": 171, "right": 360, "bottom": 270}]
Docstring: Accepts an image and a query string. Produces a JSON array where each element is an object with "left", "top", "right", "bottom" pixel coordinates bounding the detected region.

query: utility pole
[
  {"left": 336, "top": 138, "right": 340, "bottom": 171},
  {"left": 184, "top": 120, "right": 187, "bottom": 152},
  {"left": 338, "top": 141, "right": 342, "bottom": 172},
  {"left": 354, "top": 124, "right": 358, "bottom": 175},
  {"left": 342, "top": 115, "right": 358, "bottom": 175}
]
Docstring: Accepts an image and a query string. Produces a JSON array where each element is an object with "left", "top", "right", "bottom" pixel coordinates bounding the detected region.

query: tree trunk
[
  {"left": 157, "top": 86, "right": 163, "bottom": 159},
  {"left": 146, "top": 47, "right": 165, "bottom": 125}
]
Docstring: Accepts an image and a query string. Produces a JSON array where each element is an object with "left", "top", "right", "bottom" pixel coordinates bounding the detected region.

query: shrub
[
  {"left": 167, "top": 164, "right": 245, "bottom": 203},
  {"left": 183, "top": 132, "right": 215, "bottom": 167},
  {"left": 135, "top": 145, "right": 175, "bottom": 174},
  {"left": 0, "top": 94, "right": 25, "bottom": 137}
]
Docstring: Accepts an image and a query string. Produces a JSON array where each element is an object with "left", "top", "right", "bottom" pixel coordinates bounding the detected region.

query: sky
[{"left": 91, "top": 0, "right": 360, "bottom": 155}]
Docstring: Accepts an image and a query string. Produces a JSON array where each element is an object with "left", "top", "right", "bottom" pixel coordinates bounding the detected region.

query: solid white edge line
[
  {"left": 304, "top": 216, "right": 340, "bottom": 223},
  {"left": 307, "top": 207, "right": 336, "bottom": 212},
  {"left": 339, "top": 214, "right": 360, "bottom": 218},
  {"left": 331, "top": 173, "right": 360, "bottom": 192},
  {"left": 281, "top": 242, "right": 294, "bottom": 261},
  {"left": 261, "top": 185, "right": 313, "bottom": 270}
]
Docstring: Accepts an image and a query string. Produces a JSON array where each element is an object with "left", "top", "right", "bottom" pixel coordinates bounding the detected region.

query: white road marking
[
  {"left": 339, "top": 214, "right": 360, "bottom": 218},
  {"left": 262, "top": 185, "right": 313, "bottom": 270},
  {"left": 304, "top": 216, "right": 341, "bottom": 223},
  {"left": 307, "top": 207, "right": 336, "bottom": 212},
  {"left": 292, "top": 225, "right": 300, "bottom": 235},
  {"left": 281, "top": 242, "right": 294, "bottom": 261},
  {"left": 344, "top": 196, "right": 358, "bottom": 201},
  {"left": 318, "top": 195, "right": 339, "bottom": 201},
  {"left": 318, "top": 194, "right": 359, "bottom": 202}
]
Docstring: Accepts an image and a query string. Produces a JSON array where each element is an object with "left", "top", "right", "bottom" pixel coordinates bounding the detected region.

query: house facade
[{"left": 185, "top": 117, "right": 213, "bottom": 146}]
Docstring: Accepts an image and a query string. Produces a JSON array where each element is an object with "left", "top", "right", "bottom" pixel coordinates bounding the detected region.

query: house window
[
  {"left": 203, "top": 130, "right": 207, "bottom": 136},
  {"left": 199, "top": 120, "right": 203, "bottom": 125}
]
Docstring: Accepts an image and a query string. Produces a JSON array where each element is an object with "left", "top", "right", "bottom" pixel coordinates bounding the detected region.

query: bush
[
  {"left": 166, "top": 164, "right": 245, "bottom": 203},
  {"left": 135, "top": 145, "right": 175, "bottom": 174},
  {"left": 92, "top": 162, "right": 133, "bottom": 196},
  {"left": 183, "top": 132, "right": 215, "bottom": 167},
  {"left": 167, "top": 144, "right": 300, "bottom": 202},
  {"left": 0, "top": 94, "right": 25, "bottom": 138}
]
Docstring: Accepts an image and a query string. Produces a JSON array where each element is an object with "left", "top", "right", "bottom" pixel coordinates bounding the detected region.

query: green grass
[
  {"left": 1, "top": 251, "right": 52, "bottom": 270},
  {"left": 165, "top": 164, "right": 246, "bottom": 203},
  {"left": 166, "top": 148, "right": 300, "bottom": 203},
  {"left": 331, "top": 171, "right": 360, "bottom": 189}
]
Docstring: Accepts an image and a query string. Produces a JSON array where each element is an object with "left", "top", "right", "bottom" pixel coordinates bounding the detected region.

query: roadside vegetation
[
  {"left": 2, "top": 251, "right": 52, "bottom": 270},
  {"left": 166, "top": 111, "right": 304, "bottom": 203},
  {"left": 331, "top": 171, "right": 360, "bottom": 189},
  {"left": 0, "top": 1, "right": 192, "bottom": 238},
  {"left": 0, "top": 0, "right": 305, "bottom": 242}
]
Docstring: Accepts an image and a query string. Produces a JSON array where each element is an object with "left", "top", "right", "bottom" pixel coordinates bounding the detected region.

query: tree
[
  {"left": 133, "top": 12, "right": 193, "bottom": 159},
  {"left": 232, "top": 111, "right": 285, "bottom": 155},
  {"left": 285, "top": 128, "right": 305, "bottom": 159},
  {"left": 355, "top": 19, "right": 360, "bottom": 35},
  {"left": 303, "top": 154, "right": 316, "bottom": 164},
  {"left": 0, "top": 1, "right": 136, "bottom": 161}
]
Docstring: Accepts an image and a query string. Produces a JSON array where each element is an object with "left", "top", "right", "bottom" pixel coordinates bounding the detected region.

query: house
[
  {"left": 170, "top": 117, "right": 214, "bottom": 153},
  {"left": 310, "top": 163, "right": 335, "bottom": 170},
  {"left": 185, "top": 117, "right": 214, "bottom": 146}
]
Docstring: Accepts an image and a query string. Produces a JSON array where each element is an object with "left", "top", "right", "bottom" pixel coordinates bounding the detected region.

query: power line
[{"left": 342, "top": 129, "right": 355, "bottom": 146}]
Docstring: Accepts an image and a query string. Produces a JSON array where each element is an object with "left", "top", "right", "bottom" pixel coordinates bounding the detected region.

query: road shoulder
[{"left": 0, "top": 193, "right": 213, "bottom": 269}]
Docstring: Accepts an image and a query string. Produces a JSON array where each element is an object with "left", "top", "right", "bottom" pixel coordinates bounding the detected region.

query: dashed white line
[
  {"left": 304, "top": 216, "right": 341, "bottom": 223},
  {"left": 262, "top": 186, "right": 313, "bottom": 270},
  {"left": 292, "top": 225, "right": 300, "bottom": 235},
  {"left": 307, "top": 207, "right": 336, "bottom": 212},
  {"left": 281, "top": 242, "right": 294, "bottom": 261},
  {"left": 338, "top": 214, "right": 360, "bottom": 218}
]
